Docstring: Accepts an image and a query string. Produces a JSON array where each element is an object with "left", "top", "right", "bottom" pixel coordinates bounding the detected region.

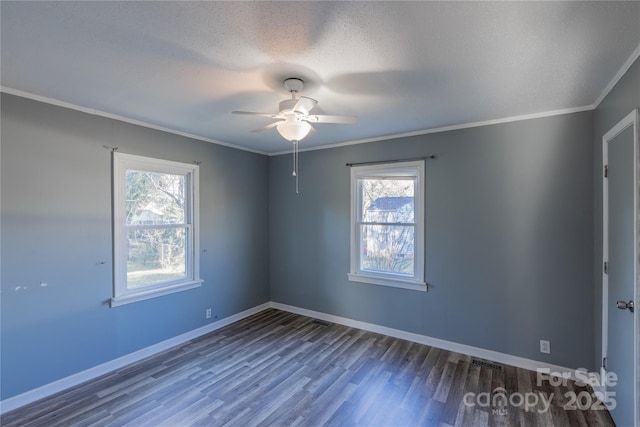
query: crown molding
[
  {"left": 0, "top": 87, "right": 268, "bottom": 156},
  {"left": 269, "top": 104, "right": 595, "bottom": 156},
  {"left": 593, "top": 40, "right": 640, "bottom": 108},
  {"left": 5, "top": 36, "right": 639, "bottom": 158},
  {"left": 271, "top": 40, "right": 640, "bottom": 158}
]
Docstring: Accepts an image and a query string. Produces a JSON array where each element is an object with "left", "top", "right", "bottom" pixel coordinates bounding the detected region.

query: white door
[{"left": 602, "top": 109, "right": 639, "bottom": 427}]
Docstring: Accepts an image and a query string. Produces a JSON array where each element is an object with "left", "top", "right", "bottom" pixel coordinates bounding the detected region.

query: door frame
[{"left": 601, "top": 108, "right": 639, "bottom": 426}]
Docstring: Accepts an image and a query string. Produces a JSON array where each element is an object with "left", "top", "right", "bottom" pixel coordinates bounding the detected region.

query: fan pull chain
[
  {"left": 292, "top": 140, "right": 299, "bottom": 194},
  {"left": 292, "top": 141, "right": 296, "bottom": 177}
]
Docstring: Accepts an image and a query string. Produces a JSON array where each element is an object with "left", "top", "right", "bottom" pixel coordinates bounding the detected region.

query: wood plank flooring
[{"left": 1, "top": 309, "right": 615, "bottom": 426}]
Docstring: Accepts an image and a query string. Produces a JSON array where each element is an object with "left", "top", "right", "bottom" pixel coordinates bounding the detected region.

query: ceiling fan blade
[
  {"left": 251, "top": 121, "right": 283, "bottom": 133},
  {"left": 292, "top": 96, "right": 318, "bottom": 114},
  {"left": 232, "top": 111, "right": 281, "bottom": 119},
  {"left": 306, "top": 114, "right": 357, "bottom": 124}
]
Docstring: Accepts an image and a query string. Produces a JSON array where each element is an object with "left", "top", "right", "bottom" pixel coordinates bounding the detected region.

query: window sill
[
  {"left": 347, "top": 273, "right": 427, "bottom": 292},
  {"left": 110, "top": 280, "right": 203, "bottom": 307}
]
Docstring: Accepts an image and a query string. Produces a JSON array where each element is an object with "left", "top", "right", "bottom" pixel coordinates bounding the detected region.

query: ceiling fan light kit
[
  {"left": 276, "top": 116, "right": 311, "bottom": 142},
  {"left": 232, "top": 77, "right": 357, "bottom": 192}
]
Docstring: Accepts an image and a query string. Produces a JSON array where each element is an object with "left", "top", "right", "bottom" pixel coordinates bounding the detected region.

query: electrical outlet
[
  {"left": 206, "top": 308, "right": 212, "bottom": 319},
  {"left": 540, "top": 340, "right": 550, "bottom": 354}
]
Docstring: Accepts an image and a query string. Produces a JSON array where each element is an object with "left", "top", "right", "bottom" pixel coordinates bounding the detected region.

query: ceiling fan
[
  {"left": 232, "top": 77, "right": 357, "bottom": 143},
  {"left": 233, "top": 78, "right": 357, "bottom": 193}
]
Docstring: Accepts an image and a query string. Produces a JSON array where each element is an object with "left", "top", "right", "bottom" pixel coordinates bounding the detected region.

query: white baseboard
[
  {"left": 269, "top": 301, "right": 585, "bottom": 382},
  {"left": 1, "top": 300, "right": 589, "bottom": 415},
  {"left": 0, "top": 302, "right": 271, "bottom": 415}
]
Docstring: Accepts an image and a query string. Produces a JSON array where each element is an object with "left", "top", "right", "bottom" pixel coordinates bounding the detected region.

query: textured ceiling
[{"left": 2, "top": 1, "right": 640, "bottom": 154}]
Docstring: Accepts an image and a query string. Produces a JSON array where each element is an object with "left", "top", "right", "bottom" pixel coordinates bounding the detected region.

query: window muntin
[
  {"left": 112, "top": 153, "right": 201, "bottom": 306},
  {"left": 349, "top": 161, "right": 425, "bottom": 291}
]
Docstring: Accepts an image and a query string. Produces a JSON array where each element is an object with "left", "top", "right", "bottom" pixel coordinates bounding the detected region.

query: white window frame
[
  {"left": 111, "top": 152, "right": 201, "bottom": 307},
  {"left": 348, "top": 160, "right": 426, "bottom": 291}
]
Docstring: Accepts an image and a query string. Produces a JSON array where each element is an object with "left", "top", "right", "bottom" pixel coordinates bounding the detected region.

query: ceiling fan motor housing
[
  {"left": 283, "top": 78, "right": 304, "bottom": 93},
  {"left": 279, "top": 99, "right": 298, "bottom": 114}
]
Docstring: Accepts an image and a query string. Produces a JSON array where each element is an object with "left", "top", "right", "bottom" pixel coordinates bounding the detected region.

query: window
[
  {"left": 111, "top": 153, "right": 201, "bottom": 306},
  {"left": 349, "top": 160, "right": 426, "bottom": 291}
]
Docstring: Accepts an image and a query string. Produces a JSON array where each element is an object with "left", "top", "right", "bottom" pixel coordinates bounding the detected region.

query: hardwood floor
[{"left": 1, "top": 309, "right": 614, "bottom": 427}]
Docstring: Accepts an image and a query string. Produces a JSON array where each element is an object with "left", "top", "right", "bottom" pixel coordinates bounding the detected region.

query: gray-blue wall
[
  {"left": 593, "top": 56, "right": 640, "bottom": 369},
  {"left": 3, "top": 74, "right": 620, "bottom": 401},
  {"left": 270, "top": 111, "right": 595, "bottom": 370},
  {"left": 0, "top": 94, "right": 270, "bottom": 400}
]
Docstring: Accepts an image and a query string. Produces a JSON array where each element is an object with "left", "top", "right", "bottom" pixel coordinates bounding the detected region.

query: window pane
[
  {"left": 359, "top": 178, "right": 414, "bottom": 223},
  {"left": 127, "top": 227, "right": 186, "bottom": 288},
  {"left": 360, "top": 225, "right": 414, "bottom": 275},
  {"left": 126, "top": 170, "right": 185, "bottom": 225}
]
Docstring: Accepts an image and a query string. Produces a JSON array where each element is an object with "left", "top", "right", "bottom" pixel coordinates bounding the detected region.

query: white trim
[
  {"left": 0, "top": 87, "right": 596, "bottom": 159},
  {"left": 593, "top": 41, "right": 640, "bottom": 108},
  {"left": 0, "top": 86, "right": 268, "bottom": 156},
  {"left": 3, "top": 39, "right": 639, "bottom": 159},
  {"left": 112, "top": 152, "right": 200, "bottom": 305},
  {"left": 349, "top": 160, "right": 425, "bottom": 289},
  {"left": 110, "top": 280, "right": 203, "bottom": 307},
  {"left": 601, "top": 125, "right": 610, "bottom": 393},
  {"left": 270, "top": 105, "right": 595, "bottom": 156},
  {"left": 347, "top": 273, "right": 427, "bottom": 291},
  {"left": 601, "top": 109, "right": 640, "bottom": 427},
  {"left": 635, "top": 109, "right": 639, "bottom": 427},
  {"left": 270, "top": 42, "right": 639, "bottom": 157},
  {"left": 270, "top": 302, "right": 585, "bottom": 383},
  {"left": 0, "top": 302, "right": 271, "bottom": 415},
  {"left": 0, "top": 300, "right": 595, "bottom": 414}
]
